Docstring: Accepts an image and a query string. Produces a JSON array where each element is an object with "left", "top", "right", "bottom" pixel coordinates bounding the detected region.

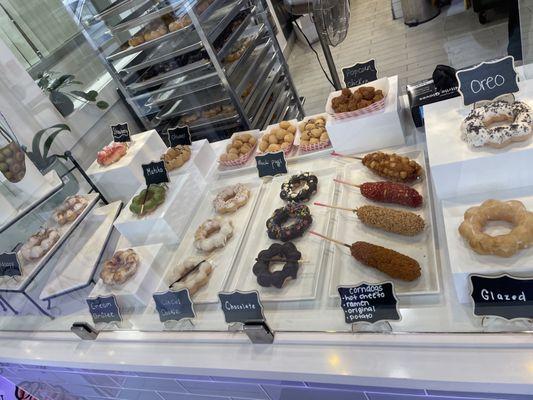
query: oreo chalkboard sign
[
  {"left": 142, "top": 160, "right": 169, "bottom": 186},
  {"left": 255, "top": 151, "right": 287, "bottom": 178},
  {"left": 167, "top": 125, "right": 192, "bottom": 147},
  {"left": 153, "top": 289, "right": 195, "bottom": 323},
  {"left": 338, "top": 282, "right": 401, "bottom": 324},
  {"left": 470, "top": 274, "right": 533, "bottom": 320},
  {"left": 111, "top": 123, "right": 131, "bottom": 143},
  {"left": 0, "top": 252, "right": 21, "bottom": 277},
  {"left": 86, "top": 295, "right": 122, "bottom": 324},
  {"left": 342, "top": 59, "right": 378, "bottom": 88},
  {"left": 218, "top": 290, "right": 265, "bottom": 324},
  {"left": 456, "top": 56, "right": 519, "bottom": 106}
]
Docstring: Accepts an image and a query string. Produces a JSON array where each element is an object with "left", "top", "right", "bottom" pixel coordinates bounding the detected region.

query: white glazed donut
[
  {"left": 213, "top": 183, "right": 250, "bottom": 214},
  {"left": 461, "top": 100, "right": 533, "bottom": 148},
  {"left": 193, "top": 218, "right": 233, "bottom": 253},
  {"left": 20, "top": 228, "right": 60, "bottom": 262},
  {"left": 53, "top": 195, "right": 89, "bottom": 225},
  {"left": 168, "top": 257, "right": 213, "bottom": 295}
]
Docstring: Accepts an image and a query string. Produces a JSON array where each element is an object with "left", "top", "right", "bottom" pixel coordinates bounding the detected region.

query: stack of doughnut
[
  {"left": 362, "top": 151, "right": 423, "bottom": 183},
  {"left": 161, "top": 145, "right": 191, "bottom": 171},
  {"left": 219, "top": 133, "right": 257, "bottom": 163},
  {"left": 168, "top": 257, "right": 213, "bottom": 295},
  {"left": 100, "top": 249, "right": 140, "bottom": 286},
  {"left": 213, "top": 184, "right": 250, "bottom": 214},
  {"left": 97, "top": 142, "right": 127, "bottom": 167},
  {"left": 332, "top": 87, "right": 384, "bottom": 113},
  {"left": 130, "top": 184, "right": 166, "bottom": 216},
  {"left": 53, "top": 195, "right": 88, "bottom": 225},
  {"left": 258, "top": 121, "right": 296, "bottom": 153},
  {"left": 194, "top": 218, "right": 234, "bottom": 253},
  {"left": 20, "top": 228, "right": 60, "bottom": 262}
]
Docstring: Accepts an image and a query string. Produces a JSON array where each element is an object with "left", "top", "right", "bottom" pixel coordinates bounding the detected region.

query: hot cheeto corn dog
[
  {"left": 356, "top": 205, "right": 425, "bottom": 236},
  {"left": 360, "top": 181, "right": 423, "bottom": 208}
]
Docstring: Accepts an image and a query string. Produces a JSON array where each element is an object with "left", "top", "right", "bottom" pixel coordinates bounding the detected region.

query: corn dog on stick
[{"left": 356, "top": 205, "right": 425, "bottom": 236}]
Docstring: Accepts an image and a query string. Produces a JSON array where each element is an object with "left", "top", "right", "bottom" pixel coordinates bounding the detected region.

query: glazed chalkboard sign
[
  {"left": 167, "top": 125, "right": 192, "bottom": 147},
  {"left": 111, "top": 123, "right": 131, "bottom": 142},
  {"left": 153, "top": 289, "right": 195, "bottom": 323},
  {"left": 255, "top": 151, "right": 287, "bottom": 178},
  {"left": 0, "top": 252, "right": 21, "bottom": 277},
  {"left": 142, "top": 160, "right": 169, "bottom": 186},
  {"left": 456, "top": 56, "right": 519, "bottom": 106},
  {"left": 338, "top": 282, "right": 401, "bottom": 324},
  {"left": 86, "top": 295, "right": 122, "bottom": 324},
  {"left": 342, "top": 59, "right": 378, "bottom": 87},
  {"left": 218, "top": 290, "right": 265, "bottom": 324},
  {"left": 470, "top": 274, "right": 533, "bottom": 320}
]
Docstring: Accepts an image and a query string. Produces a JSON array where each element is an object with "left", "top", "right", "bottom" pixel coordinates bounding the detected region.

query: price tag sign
[
  {"left": 255, "top": 151, "right": 287, "bottom": 178},
  {"left": 86, "top": 295, "right": 122, "bottom": 324},
  {"left": 167, "top": 125, "right": 192, "bottom": 147},
  {"left": 153, "top": 289, "right": 195, "bottom": 323},
  {"left": 111, "top": 122, "right": 131, "bottom": 143},
  {"left": 142, "top": 160, "right": 169, "bottom": 186},
  {"left": 342, "top": 59, "right": 378, "bottom": 87},
  {"left": 456, "top": 56, "right": 519, "bottom": 106},
  {"left": 0, "top": 252, "right": 21, "bottom": 277},
  {"left": 470, "top": 274, "right": 533, "bottom": 320},
  {"left": 218, "top": 290, "right": 265, "bottom": 324},
  {"left": 338, "top": 282, "right": 401, "bottom": 324}
]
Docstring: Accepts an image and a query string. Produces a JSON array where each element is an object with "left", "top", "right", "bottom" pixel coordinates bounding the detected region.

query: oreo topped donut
[
  {"left": 266, "top": 203, "right": 312, "bottom": 242},
  {"left": 280, "top": 172, "right": 318, "bottom": 203},
  {"left": 253, "top": 242, "right": 302, "bottom": 288}
]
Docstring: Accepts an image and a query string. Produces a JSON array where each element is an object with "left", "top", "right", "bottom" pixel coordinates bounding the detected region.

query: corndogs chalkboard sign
[
  {"left": 218, "top": 290, "right": 265, "bottom": 324},
  {"left": 0, "top": 252, "right": 21, "bottom": 277},
  {"left": 142, "top": 160, "right": 169, "bottom": 186},
  {"left": 153, "top": 289, "right": 195, "bottom": 323},
  {"left": 342, "top": 59, "right": 378, "bottom": 87},
  {"left": 338, "top": 282, "right": 401, "bottom": 324},
  {"left": 167, "top": 125, "right": 192, "bottom": 147},
  {"left": 255, "top": 151, "right": 287, "bottom": 178},
  {"left": 111, "top": 123, "right": 131, "bottom": 142},
  {"left": 86, "top": 295, "right": 122, "bottom": 324},
  {"left": 470, "top": 274, "right": 533, "bottom": 320},
  {"left": 456, "top": 56, "right": 519, "bottom": 106}
]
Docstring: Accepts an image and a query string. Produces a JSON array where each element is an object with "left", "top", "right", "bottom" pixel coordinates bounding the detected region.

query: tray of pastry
[
  {"left": 197, "top": 0, "right": 224, "bottom": 22},
  {"left": 252, "top": 76, "right": 284, "bottom": 128},
  {"left": 225, "top": 25, "right": 267, "bottom": 77},
  {"left": 85, "top": 0, "right": 156, "bottom": 26},
  {"left": 186, "top": 110, "right": 239, "bottom": 131},
  {"left": 327, "top": 147, "right": 440, "bottom": 297},
  {"left": 262, "top": 83, "right": 290, "bottom": 129},
  {"left": 234, "top": 45, "right": 273, "bottom": 96},
  {"left": 216, "top": 7, "right": 255, "bottom": 61},
  {"left": 275, "top": 95, "right": 295, "bottom": 127},
  {"left": 241, "top": 44, "right": 276, "bottom": 111},
  {"left": 247, "top": 65, "right": 282, "bottom": 122},
  {"left": 207, "top": 0, "right": 248, "bottom": 42}
]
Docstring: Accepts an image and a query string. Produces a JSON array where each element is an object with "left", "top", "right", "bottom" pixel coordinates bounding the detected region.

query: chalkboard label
[
  {"left": 167, "top": 125, "right": 192, "bottom": 147},
  {"left": 338, "top": 282, "right": 401, "bottom": 324},
  {"left": 342, "top": 59, "right": 378, "bottom": 87},
  {"left": 0, "top": 252, "right": 21, "bottom": 277},
  {"left": 218, "top": 290, "right": 265, "bottom": 324},
  {"left": 255, "top": 151, "right": 287, "bottom": 178},
  {"left": 111, "top": 123, "right": 131, "bottom": 143},
  {"left": 470, "top": 274, "right": 533, "bottom": 320},
  {"left": 86, "top": 295, "right": 122, "bottom": 324},
  {"left": 142, "top": 160, "right": 169, "bottom": 186},
  {"left": 456, "top": 56, "right": 519, "bottom": 106},
  {"left": 153, "top": 289, "right": 195, "bottom": 323}
]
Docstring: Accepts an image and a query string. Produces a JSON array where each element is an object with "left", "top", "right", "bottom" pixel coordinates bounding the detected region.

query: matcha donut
[{"left": 130, "top": 184, "right": 166, "bottom": 216}]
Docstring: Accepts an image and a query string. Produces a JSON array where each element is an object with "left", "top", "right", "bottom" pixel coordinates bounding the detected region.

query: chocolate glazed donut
[
  {"left": 280, "top": 172, "right": 318, "bottom": 203},
  {"left": 253, "top": 242, "right": 302, "bottom": 288},
  {"left": 266, "top": 203, "right": 313, "bottom": 242}
]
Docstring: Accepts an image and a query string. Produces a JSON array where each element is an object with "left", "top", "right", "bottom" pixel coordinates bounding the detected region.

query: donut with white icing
[
  {"left": 461, "top": 100, "right": 533, "bottom": 148},
  {"left": 168, "top": 257, "right": 213, "bottom": 295},
  {"left": 53, "top": 195, "right": 88, "bottom": 225},
  {"left": 20, "top": 228, "right": 60, "bottom": 262},
  {"left": 193, "top": 218, "right": 233, "bottom": 253},
  {"left": 213, "top": 184, "right": 250, "bottom": 214}
]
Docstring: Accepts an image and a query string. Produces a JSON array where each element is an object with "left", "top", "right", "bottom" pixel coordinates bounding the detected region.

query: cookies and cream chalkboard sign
[
  {"left": 153, "top": 289, "right": 195, "bottom": 323},
  {"left": 142, "top": 160, "right": 169, "bottom": 186},
  {"left": 470, "top": 274, "right": 533, "bottom": 320},
  {"left": 0, "top": 252, "right": 21, "bottom": 277},
  {"left": 338, "top": 282, "right": 401, "bottom": 324},
  {"left": 111, "top": 123, "right": 131, "bottom": 142},
  {"left": 255, "top": 151, "right": 287, "bottom": 178},
  {"left": 218, "top": 290, "right": 265, "bottom": 324},
  {"left": 342, "top": 59, "right": 378, "bottom": 88},
  {"left": 167, "top": 125, "right": 192, "bottom": 147},
  {"left": 456, "top": 56, "right": 519, "bottom": 106},
  {"left": 86, "top": 295, "right": 122, "bottom": 324}
]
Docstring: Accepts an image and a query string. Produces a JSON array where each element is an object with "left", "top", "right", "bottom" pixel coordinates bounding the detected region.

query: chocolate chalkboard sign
[
  {"left": 255, "top": 151, "right": 287, "bottom": 178},
  {"left": 470, "top": 274, "right": 533, "bottom": 320},
  {"left": 86, "top": 295, "right": 122, "bottom": 324},
  {"left": 153, "top": 289, "right": 195, "bottom": 323},
  {"left": 111, "top": 123, "right": 131, "bottom": 143},
  {"left": 342, "top": 59, "right": 378, "bottom": 88},
  {"left": 218, "top": 290, "right": 265, "bottom": 324},
  {"left": 0, "top": 252, "right": 21, "bottom": 277},
  {"left": 142, "top": 160, "right": 169, "bottom": 186},
  {"left": 167, "top": 125, "right": 192, "bottom": 147},
  {"left": 456, "top": 56, "right": 519, "bottom": 106},
  {"left": 338, "top": 282, "right": 401, "bottom": 324}
]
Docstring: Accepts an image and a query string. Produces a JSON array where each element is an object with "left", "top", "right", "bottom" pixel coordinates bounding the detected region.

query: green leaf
[
  {"left": 70, "top": 90, "right": 98, "bottom": 101},
  {"left": 31, "top": 124, "right": 71, "bottom": 163},
  {"left": 49, "top": 74, "right": 75, "bottom": 91},
  {"left": 42, "top": 125, "right": 71, "bottom": 160},
  {"left": 96, "top": 100, "right": 109, "bottom": 109}
]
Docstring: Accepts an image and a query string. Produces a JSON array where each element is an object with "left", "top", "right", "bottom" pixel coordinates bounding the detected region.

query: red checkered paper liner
[
  {"left": 219, "top": 142, "right": 258, "bottom": 167},
  {"left": 331, "top": 96, "right": 386, "bottom": 121},
  {"left": 299, "top": 139, "right": 331, "bottom": 153}
]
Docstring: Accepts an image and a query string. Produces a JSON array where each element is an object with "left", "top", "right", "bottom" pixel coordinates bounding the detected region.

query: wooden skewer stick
[
  {"left": 331, "top": 151, "right": 363, "bottom": 160},
  {"left": 140, "top": 184, "right": 150, "bottom": 215},
  {"left": 333, "top": 178, "right": 360, "bottom": 188},
  {"left": 314, "top": 202, "right": 355, "bottom": 213},
  {"left": 255, "top": 257, "right": 309, "bottom": 264},
  {"left": 309, "top": 230, "right": 351, "bottom": 249}
]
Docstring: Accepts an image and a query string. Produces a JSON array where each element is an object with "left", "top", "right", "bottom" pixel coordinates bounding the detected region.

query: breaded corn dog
[{"left": 356, "top": 205, "right": 425, "bottom": 236}]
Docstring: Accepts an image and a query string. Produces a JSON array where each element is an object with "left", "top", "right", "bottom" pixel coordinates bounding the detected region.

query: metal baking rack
[{"left": 72, "top": 0, "right": 304, "bottom": 140}]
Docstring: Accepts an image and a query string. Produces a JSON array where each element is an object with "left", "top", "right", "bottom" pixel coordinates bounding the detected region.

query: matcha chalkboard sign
[
  {"left": 153, "top": 289, "right": 195, "bottom": 323},
  {"left": 470, "top": 274, "right": 533, "bottom": 320},
  {"left": 142, "top": 160, "right": 169, "bottom": 186},
  {"left": 111, "top": 123, "right": 131, "bottom": 142},
  {"left": 255, "top": 151, "right": 287, "bottom": 178},
  {"left": 342, "top": 59, "right": 378, "bottom": 88},
  {"left": 167, "top": 125, "right": 192, "bottom": 147},
  {"left": 338, "top": 282, "right": 401, "bottom": 324},
  {"left": 456, "top": 56, "right": 519, "bottom": 106},
  {"left": 86, "top": 295, "right": 122, "bottom": 324},
  {"left": 0, "top": 252, "right": 21, "bottom": 277},
  {"left": 218, "top": 290, "right": 265, "bottom": 324}
]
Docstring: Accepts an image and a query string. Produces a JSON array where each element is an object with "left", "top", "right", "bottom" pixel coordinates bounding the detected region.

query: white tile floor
[{"left": 287, "top": 0, "right": 509, "bottom": 114}]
